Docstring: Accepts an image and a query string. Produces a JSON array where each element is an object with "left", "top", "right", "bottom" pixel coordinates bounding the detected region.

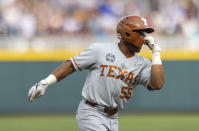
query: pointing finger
[{"left": 28, "top": 92, "right": 33, "bottom": 102}]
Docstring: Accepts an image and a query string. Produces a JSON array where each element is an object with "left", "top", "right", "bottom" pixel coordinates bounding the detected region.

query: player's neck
[{"left": 118, "top": 42, "right": 135, "bottom": 58}]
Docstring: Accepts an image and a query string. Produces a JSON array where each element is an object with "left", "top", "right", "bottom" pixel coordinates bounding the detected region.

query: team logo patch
[{"left": 106, "top": 53, "right": 116, "bottom": 63}]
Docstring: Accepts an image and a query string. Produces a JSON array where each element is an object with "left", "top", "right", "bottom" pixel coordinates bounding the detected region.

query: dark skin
[
  {"left": 52, "top": 37, "right": 164, "bottom": 90},
  {"left": 52, "top": 60, "right": 75, "bottom": 82}
]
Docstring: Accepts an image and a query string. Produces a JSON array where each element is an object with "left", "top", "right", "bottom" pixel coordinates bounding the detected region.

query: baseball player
[{"left": 28, "top": 15, "right": 164, "bottom": 131}]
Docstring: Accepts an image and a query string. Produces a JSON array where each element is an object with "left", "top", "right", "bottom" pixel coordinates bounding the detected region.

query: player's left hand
[
  {"left": 144, "top": 34, "right": 161, "bottom": 52},
  {"left": 28, "top": 80, "right": 48, "bottom": 102}
]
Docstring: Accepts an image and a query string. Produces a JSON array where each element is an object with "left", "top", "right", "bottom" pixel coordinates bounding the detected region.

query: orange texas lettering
[
  {"left": 100, "top": 65, "right": 134, "bottom": 84},
  {"left": 107, "top": 65, "right": 117, "bottom": 78},
  {"left": 99, "top": 65, "right": 108, "bottom": 76},
  {"left": 116, "top": 67, "right": 128, "bottom": 80}
]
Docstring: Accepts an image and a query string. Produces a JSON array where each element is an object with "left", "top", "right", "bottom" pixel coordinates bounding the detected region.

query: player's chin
[
  {"left": 135, "top": 47, "right": 141, "bottom": 53},
  {"left": 132, "top": 46, "right": 142, "bottom": 53}
]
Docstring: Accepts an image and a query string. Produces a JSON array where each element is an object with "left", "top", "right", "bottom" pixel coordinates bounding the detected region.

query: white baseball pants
[{"left": 76, "top": 99, "right": 118, "bottom": 131}]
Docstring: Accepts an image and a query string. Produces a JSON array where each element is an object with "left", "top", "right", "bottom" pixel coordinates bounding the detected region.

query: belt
[{"left": 85, "top": 100, "right": 118, "bottom": 116}]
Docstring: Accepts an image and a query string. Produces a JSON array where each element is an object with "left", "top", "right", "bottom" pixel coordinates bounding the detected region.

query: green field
[{"left": 0, "top": 114, "right": 199, "bottom": 131}]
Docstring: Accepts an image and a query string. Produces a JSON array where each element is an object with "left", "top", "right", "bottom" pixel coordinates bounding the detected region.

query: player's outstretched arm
[
  {"left": 28, "top": 60, "right": 75, "bottom": 102},
  {"left": 144, "top": 35, "right": 164, "bottom": 90}
]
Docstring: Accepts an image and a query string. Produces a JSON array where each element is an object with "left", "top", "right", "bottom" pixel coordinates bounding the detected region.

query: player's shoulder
[
  {"left": 135, "top": 54, "right": 151, "bottom": 65},
  {"left": 88, "top": 42, "right": 115, "bottom": 50}
]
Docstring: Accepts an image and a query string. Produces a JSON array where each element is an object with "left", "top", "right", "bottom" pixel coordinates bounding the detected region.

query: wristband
[
  {"left": 152, "top": 52, "right": 162, "bottom": 65},
  {"left": 44, "top": 74, "right": 57, "bottom": 85}
]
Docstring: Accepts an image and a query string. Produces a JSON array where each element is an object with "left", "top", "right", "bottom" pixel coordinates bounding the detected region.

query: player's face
[
  {"left": 130, "top": 30, "right": 148, "bottom": 52},
  {"left": 122, "top": 30, "right": 148, "bottom": 53},
  {"left": 124, "top": 41, "right": 142, "bottom": 53}
]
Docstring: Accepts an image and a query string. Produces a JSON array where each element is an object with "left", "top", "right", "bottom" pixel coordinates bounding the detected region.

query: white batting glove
[
  {"left": 144, "top": 35, "right": 161, "bottom": 53},
  {"left": 144, "top": 34, "right": 162, "bottom": 65},
  {"left": 28, "top": 80, "right": 48, "bottom": 102},
  {"left": 28, "top": 74, "right": 57, "bottom": 102}
]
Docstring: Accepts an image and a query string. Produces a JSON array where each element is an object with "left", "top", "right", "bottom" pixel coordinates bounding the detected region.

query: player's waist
[{"left": 84, "top": 99, "right": 118, "bottom": 116}]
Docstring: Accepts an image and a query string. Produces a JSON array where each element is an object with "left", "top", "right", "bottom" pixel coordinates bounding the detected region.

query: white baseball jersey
[{"left": 70, "top": 43, "right": 151, "bottom": 110}]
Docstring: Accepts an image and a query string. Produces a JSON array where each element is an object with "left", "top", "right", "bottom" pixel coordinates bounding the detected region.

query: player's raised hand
[
  {"left": 144, "top": 34, "right": 161, "bottom": 52},
  {"left": 28, "top": 80, "right": 49, "bottom": 102}
]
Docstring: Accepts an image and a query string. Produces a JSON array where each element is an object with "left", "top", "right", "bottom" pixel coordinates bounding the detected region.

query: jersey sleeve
[
  {"left": 70, "top": 43, "right": 98, "bottom": 71},
  {"left": 136, "top": 59, "right": 152, "bottom": 87}
]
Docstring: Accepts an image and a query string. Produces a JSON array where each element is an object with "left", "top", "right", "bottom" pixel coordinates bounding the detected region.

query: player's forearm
[
  {"left": 149, "top": 65, "right": 164, "bottom": 90},
  {"left": 52, "top": 60, "right": 75, "bottom": 81},
  {"left": 41, "top": 60, "right": 75, "bottom": 87}
]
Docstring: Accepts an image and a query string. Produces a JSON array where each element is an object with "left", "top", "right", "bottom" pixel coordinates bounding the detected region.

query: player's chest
[{"left": 96, "top": 53, "right": 141, "bottom": 85}]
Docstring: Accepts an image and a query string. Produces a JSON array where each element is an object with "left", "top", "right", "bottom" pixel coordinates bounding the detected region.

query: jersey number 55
[{"left": 120, "top": 86, "right": 133, "bottom": 100}]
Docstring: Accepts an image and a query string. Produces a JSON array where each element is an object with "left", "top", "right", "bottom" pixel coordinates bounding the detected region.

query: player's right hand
[{"left": 28, "top": 80, "right": 49, "bottom": 102}]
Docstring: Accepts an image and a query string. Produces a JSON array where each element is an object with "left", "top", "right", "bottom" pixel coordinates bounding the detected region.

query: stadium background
[{"left": 0, "top": 0, "right": 199, "bottom": 131}]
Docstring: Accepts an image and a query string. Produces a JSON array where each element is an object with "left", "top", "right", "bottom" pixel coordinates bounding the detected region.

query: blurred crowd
[{"left": 0, "top": 0, "right": 198, "bottom": 39}]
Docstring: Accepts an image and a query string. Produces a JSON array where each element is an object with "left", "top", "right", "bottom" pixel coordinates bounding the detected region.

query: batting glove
[
  {"left": 28, "top": 80, "right": 48, "bottom": 102},
  {"left": 144, "top": 34, "right": 161, "bottom": 53},
  {"left": 144, "top": 34, "right": 162, "bottom": 65}
]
